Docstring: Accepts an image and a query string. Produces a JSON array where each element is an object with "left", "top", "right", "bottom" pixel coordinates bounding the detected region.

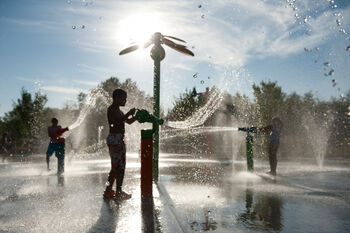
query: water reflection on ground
[
  {"left": 159, "top": 155, "right": 350, "bottom": 232},
  {"left": 0, "top": 154, "right": 350, "bottom": 232}
]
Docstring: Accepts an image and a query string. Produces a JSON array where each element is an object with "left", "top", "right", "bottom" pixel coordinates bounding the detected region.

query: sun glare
[{"left": 118, "top": 13, "right": 165, "bottom": 47}]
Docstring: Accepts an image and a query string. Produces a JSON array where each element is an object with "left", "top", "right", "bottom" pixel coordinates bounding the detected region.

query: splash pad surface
[{"left": 1, "top": 154, "right": 350, "bottom": 233}]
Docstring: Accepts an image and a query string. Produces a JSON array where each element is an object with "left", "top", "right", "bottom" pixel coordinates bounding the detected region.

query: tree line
[{"left": 0, "top": 77, "right": 349, "bottom": 160}]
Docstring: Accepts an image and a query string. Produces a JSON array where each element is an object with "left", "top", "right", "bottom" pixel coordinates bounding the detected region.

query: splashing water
[
  {"left": 161, "top": 126, "right": 238, "bottom": 140},
  {"left": 166, "top": 87, "right": 225, "bottom": 129},
  {"left": 302, "top": 111, "right": 334, "bottom": 168},
  {"left": 65, "top": 88, "right": 110, "bottom": 138}
]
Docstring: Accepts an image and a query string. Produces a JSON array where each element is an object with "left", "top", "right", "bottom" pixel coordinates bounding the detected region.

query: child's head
[
  {"left": 51, "top": 118, "right": 58, "bottom": 126},
  {"left": 112, "top": 89, "right": 127, "bottom": 106},
  {"left": 272, "top": 117, "right": 283, "bottom": 130}
]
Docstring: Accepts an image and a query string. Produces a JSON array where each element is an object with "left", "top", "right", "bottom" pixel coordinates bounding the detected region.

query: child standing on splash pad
[
  {"left": 103, "top": 89, "right": 136, "bottom": 200},
  {"left": 260, "top": 117, "right": 283, "bottom": 176},
  {"left": 46, "top": 118, "right": 69, "bottom": 175}
]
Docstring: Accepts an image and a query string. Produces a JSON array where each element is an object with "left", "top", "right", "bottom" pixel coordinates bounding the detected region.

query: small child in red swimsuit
[{"left": 46, "top": 118, "right": 69, "bottom": 175}]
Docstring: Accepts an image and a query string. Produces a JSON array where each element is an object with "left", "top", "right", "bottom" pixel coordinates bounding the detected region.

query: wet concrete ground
[{"left": 1, "top": 153, "right": 350, "bottom": 232}]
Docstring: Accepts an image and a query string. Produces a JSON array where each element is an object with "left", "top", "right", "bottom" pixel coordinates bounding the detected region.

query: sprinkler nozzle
[
  {"left": 238, "top": 127, "right": 257, "bottom": 133},
  {"left": 134, "top": 109, "right": 164, "bottom": 125}
]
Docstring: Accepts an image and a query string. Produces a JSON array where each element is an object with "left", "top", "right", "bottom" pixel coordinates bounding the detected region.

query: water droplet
[
  {"left": 295, "top": 13, "right": 299, "bottom": 18},
  {"left": 192, "top": 46, "right": 195, "bottom": 49},
  {"left": 198, "top": 4, "right": 202, "bottom": 8},
  {"left": 81, "top": 25, "right": 85, "bottom": 29},
  {"left": 332, "top": 5, "right": 337, "bottom": 9},
  {"left": 293, "top": 6, "right": 298, "bottom": 11},
  {"left": 201, "top": 14, "right": 205, "bottom": 19},
  {"left": 111, "top": 124, "right": 114, "bottom": 127},
  {"left": 346, "top": 46, "right": 350, "bottom": 51},
  {"left": 200, "top": 80, "right": 205, "bottom": 84},
  {"left": 305, "top": 30, "right": 312, "bottom": 36},
  {"left": 105, "top": 181, "right": 110, "bottom": 187},
  {"left": 336, "top": 19, "right": 341, "bottom": 26},
  {"left": 332, "top": 79, "right": 337, "bottom": 86},
  {"left": 315, "top": 60, "right": 318, "bottom": 63},
  {"left": 316, "top": 47, "right": 320, "bottom": 51},
  {"left": 72, "top": 26, "right": 76, "bottom": 29},
  {"left": 304, "top": 47, "right": 310, "bottom": 52},
  {"left": 193, "top": 72, "right": 198, "bottom": 78},
  {"left": 324, "top": 62, "right": 330, "bottom": 67},
  {"left": 208, "top": 76, "right": 210, "bottom": 79},
  {"left": 328, "top": 69, "right": 334, "bottom": 76},
  {"left": 303, "top": 17, "right": 308, "bottom": 23},
  {"left": 339, "top": 28, "right": 347, "bottom": 34}
]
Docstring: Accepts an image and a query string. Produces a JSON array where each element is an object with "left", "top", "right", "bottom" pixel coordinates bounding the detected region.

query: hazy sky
[{"left": 0, "top": 0, "right": 349, "bottom": 116}]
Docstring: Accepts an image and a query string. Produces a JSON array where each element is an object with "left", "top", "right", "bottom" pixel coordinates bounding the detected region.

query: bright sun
[{"left": 118, "top": 13, "right": 165, "bottom": 46}]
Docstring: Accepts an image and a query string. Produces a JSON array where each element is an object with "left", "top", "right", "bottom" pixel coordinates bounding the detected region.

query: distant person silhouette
[
  {"left": 260, "top": 117, "right": 283, "bottom": 176},
  {"left": 0, "top": 133, "right": 11, "bottom": 162},
  {"left": 103, "top": 89, "right": 136, "bottom": 200},
  {"left": 46, "top": 118, "right": 69, "bottom": 175}
]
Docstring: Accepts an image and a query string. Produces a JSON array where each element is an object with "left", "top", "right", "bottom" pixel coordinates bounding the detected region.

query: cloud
[
  {"left": 73, "top": 79, "right": 99, "bottom": 87},
  {"left": 0, "top": 17, "right": 63, "bottom": 31},
  {"left": 16, "top": 76, "right": 42, "bottom": 83},
  {"left": 41, "top": 85, "right": 83, "bottom": 94},
  {"left": 76, "top": 63, "right": 112, "bottom": 74},
  {"left": 170, "top": 63, "right": 194, "bottom": 71}
]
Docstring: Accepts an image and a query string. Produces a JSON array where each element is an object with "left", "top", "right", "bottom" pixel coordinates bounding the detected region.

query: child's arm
[
  {"left": 55, "top": 127, "right": 69, "bottom": 137},
  {"left": 125, "top": 108, "right": 136, "bottom": 124},
  {"left": 125, "top": 116, "right": 136, "bottom": 124},
  {"left": 108, "top": 107, "right": 136, "bottom": 123},
  {"left": 259, "top": 125, "right": 272, "bottom": 133}
]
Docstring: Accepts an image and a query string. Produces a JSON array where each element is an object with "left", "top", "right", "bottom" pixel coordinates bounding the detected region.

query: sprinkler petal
[
  {"left": 119, "top": 45, "right": 139, "bottom": 55},
  {"left": 163, "top": 35, "right": 187, "bottom": 43},
  {"left": 165, "top": 43, "right": 194, "bottom": 56},
  {"left": 162, "top": 38, "right": 194, "bottom": 56}
]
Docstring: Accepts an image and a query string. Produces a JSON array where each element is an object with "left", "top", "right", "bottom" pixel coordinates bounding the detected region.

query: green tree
[
  {"left": 1, "top": 88, "right": 47, "bottom": 146},
  {"left": 166, "top": 88, "right": 206, "bottom": 121},
  {"left": 253, "top": 81, "right": 285, "bottom": 125}
]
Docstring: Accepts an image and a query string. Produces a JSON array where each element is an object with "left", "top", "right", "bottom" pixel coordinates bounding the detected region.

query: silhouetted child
[
  {"left": 46, "top": 118, "right": 69, "bottom": 175},
  {"left": 260, "top": 117, "right": 283, "bottom": 176},
  {"left": 103, "top": 89, "right": 136, "bottom": 200}
]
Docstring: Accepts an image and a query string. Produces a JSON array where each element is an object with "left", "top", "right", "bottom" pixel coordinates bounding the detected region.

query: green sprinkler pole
[
  {"left": 246, "top": 133, "right": 254, "bottom": 171},
  {"left": 150, "top": 37, "right": 164, "bottom": 182},
  {"left": 153, "top": 56, "right": 160, "bottom": 182}
]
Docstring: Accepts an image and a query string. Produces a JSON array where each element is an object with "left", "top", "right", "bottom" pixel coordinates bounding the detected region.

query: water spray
[{"left": 238, "top": 127, "right": 257, "bottom": 171}]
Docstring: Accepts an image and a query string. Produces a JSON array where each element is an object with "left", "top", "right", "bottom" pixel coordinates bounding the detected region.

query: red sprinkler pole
[{"left": 141, "top": 129, "right": 153, "bottom": 197}]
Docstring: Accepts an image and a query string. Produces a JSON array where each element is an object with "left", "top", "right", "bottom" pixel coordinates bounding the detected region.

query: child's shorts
[
  {"left": 46, "top": 142, "right": 65, "bottom": 158},
  {"left": 106, "top": 133, "right": 126, "bottom": 169}
]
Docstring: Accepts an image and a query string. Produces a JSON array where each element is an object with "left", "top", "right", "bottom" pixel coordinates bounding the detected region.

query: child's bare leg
[
  {"left": 116, "top": 168, "right": 125, "bottom": 192},
  {"left": 106, "top": 168, "right": 117, "bottom": 190},
  {"left": 46, "top": 154, "right": 50, "bottom": 170},
  {"left": 268, "top": 144, "right": 278, "bottom": 175}
]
